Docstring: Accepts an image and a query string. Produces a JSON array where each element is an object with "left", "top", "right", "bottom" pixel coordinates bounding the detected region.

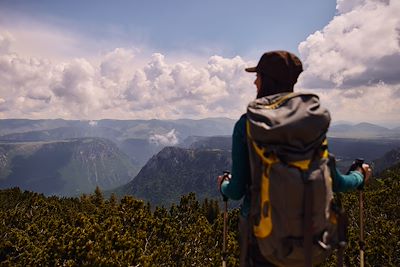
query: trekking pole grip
[
  {"left": 221, "top": 171, "right": 231, "bottom": 201},
  {"left": 346, "top": 158, "right": 364, "bottom": 174},
  {"left": 346, "top": 158, "right": 365, "bottom": 190}
]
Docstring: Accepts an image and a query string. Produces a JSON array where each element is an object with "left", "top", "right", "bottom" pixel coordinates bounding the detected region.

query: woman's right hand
[
  {"left": 217, "top": 173, "right": 231, "bottom": 191},
  {"left": 357, "top": 163, "right": 372, "bottom": 184},
  {"left": 217, "top": 175, "right": 225, "bottom": 190},
  {"left": 361, "top": 163, "right": 372, "bottom": 183}
]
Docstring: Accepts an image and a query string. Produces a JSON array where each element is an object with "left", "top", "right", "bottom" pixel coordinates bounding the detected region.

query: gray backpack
[{"left": 246, "top": 92, "right": 339, "bottom": 267}]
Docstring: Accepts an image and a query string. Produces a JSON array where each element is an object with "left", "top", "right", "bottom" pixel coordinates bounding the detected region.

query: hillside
[
  {"left": 0, "top": 138, "right": 139, "bottom": 196},
  {"left": 0, "top": 189, "right": 237, "bottom": 266},
  {"left": 372, "top": 147, "right": 400, "bottom": 175},
  {"left": 115, "top": 146, "right": 232, "bottom": 206},
  {"left": 0, "top": 163, "right": 399, "bottom": 266}
]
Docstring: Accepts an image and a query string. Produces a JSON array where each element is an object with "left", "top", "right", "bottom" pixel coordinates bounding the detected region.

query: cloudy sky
[{"left": 0, "top": 0, "right": 399, "bottom": 127}]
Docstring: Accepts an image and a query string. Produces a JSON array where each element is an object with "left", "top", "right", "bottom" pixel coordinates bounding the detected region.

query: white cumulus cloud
[
  {"left": 0, "top": 29, "right": 254, "bottom": 120},
  {"left": 89, "top": 120, "right": 98, "bottom": 126},
  {"left": 149, "top": 129, "right": 179, "bottom": 146},
  {"left": 299, "top": 0, "right": 400, "bottom": 89},
  {"left": 100, "top": 48, "right": 136, "bottom": 83},
  {"left": 298, "top": 0, "right": 400, "bottom": 125}
]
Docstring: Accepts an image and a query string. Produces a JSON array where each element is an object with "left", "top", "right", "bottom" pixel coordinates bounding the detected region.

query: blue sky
[
  {"left": 0, "top": 0, "right": 336, "bottom": 57},
  {"left": 0, "top": 0, "right": 399, "bottom": 126}
]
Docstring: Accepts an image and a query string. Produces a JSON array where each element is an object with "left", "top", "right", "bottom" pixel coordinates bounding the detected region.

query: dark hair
[{"left": 256, "top": 73, "right": 294, "bottom": 99}]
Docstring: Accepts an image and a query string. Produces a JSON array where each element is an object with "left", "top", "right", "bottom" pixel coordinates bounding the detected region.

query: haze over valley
[{"left": 1, "top": 118, "right": 399, "bottom": 205}]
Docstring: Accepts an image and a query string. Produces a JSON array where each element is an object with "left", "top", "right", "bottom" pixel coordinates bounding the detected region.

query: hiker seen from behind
[{"left": 217, "top": 51, "right": 372, "bottom": 267}]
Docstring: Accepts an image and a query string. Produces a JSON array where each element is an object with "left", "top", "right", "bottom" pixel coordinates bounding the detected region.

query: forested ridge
[{"left": 1, "top": 165, "right": 399, "bottom": 266}]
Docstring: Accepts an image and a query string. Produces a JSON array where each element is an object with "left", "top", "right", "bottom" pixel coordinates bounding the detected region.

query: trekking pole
[
  {"left": 347, "top": 158, "right": 365, "bottom": 267},
  {"left": 221, "top": 171, "right": 231, "bottom": 267},
  {"left": 359, "top": 189, "right": 365, "bottom": 267},
  {"left": 223, "top": 196, "right": 228, "bottom": 267}
]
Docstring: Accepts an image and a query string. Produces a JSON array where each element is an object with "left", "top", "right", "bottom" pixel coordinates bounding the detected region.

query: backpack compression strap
[{"left": 246, "top": 121, "right": 279, "bottom": 238}]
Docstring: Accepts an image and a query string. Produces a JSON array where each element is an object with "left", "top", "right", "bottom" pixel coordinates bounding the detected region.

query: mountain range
[
  {"left": 328, "top": 122, "right": 400, "bottom": 139},
  {"left": 0, "top": 118, "right": 236, "bottom": 142},
  {"left": 1, "top": 118, "right": 400, "bottom": 204},
  {"left": 2, "top": 119, "right": 399, "bottom": 144},
  {"left": 0, "top": 138, "right": 138, "bottom": 196}
]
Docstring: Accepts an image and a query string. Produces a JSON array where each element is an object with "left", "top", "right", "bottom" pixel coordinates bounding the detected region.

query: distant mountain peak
[
  {"left": 328, "top": 121, "right": 398, "bottom": 138},
  {"left": 115, "top": 146, "right": 232, "bottom": 206},
  {"left": 353, "top": 122, "right": 389, "bottom": 130}
]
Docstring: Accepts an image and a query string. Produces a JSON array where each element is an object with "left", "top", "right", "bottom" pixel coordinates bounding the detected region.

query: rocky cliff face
[
  {"left": 0, "top": 138, "right": 139, "bottom": 196},
  {"left": 116, "top": 146, "right": 231, "bottom": 206},
  {"left": 372, "top": 147, "right": 400, "bottom": 175}
]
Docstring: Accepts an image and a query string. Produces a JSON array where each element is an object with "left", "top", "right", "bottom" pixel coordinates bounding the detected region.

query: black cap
[{"left": 245, "top": 51, "right": 303, "bottom": 86}]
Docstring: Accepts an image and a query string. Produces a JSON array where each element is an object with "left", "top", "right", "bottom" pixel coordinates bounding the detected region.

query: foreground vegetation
[{"left": 1, "top": 165, "right": 399, "bottom": 266}]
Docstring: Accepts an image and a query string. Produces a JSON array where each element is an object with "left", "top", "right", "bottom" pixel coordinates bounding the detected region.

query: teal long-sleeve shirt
[{"left": 221, "top": 114, "right": 364, "bottom": 216}]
